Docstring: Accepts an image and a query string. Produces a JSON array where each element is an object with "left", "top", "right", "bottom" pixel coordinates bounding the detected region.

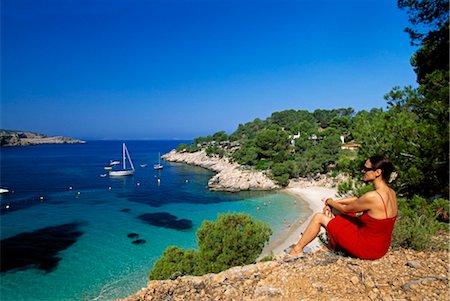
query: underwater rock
[
  {"left": 127, "top": 233, "right": 139, "bottom": 239},
  {"left": 132, "top": 239, "right": 146, "bottom": 245}
]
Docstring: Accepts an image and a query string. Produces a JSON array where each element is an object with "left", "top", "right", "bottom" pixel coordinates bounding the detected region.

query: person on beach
[{"left": 284, "top": 155, "right": 397, "bottom": 261}]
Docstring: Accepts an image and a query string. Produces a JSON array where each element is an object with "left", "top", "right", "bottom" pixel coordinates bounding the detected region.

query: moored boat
[
  {"left": 153, "top": 152, "right": 164, "bottom": 170},
  {"left": 109, "top": 143, "right": 135, "bottom": 176}
]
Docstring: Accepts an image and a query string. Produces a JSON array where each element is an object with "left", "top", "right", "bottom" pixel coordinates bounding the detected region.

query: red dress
[{"left": 326, "top": 192, "right": 397, "bottom": 260}]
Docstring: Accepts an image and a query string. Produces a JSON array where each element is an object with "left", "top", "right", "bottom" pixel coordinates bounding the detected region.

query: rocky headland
[
  {"left": 120, "top": 246, "right": 449, "bottom": 301},
  {"left": 162, "top": 150, "right": 279, "bottom": 191},
  {"left": 0, "top": 130, "right": 85, "bottom": 147}
]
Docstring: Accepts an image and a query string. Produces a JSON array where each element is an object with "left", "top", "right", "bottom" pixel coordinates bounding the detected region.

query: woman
[{"left": 284, "top": 155, "right": 397, "bottom": 261}]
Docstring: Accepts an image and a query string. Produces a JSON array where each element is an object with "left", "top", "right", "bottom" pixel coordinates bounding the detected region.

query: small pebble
[{"left": 406, "top": 261, "right": 422, "bottom": 269}]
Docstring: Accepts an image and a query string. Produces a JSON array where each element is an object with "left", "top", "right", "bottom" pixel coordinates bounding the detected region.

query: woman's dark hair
[{"left": 369, "top": 155, "right": 394, "bottom": 182}]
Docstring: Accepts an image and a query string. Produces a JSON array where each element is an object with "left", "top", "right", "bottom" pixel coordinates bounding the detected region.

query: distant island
[{"left": 0, "top": 129, "right": 86, "bottom": 147}]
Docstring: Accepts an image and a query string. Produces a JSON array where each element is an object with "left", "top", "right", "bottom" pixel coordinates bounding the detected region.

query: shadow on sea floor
[
  {"left": 138, "top": 212, "right": 193, "bottom": 230},
  {"left": 1, "top": 222, "right": 85, "bottom": 273}
]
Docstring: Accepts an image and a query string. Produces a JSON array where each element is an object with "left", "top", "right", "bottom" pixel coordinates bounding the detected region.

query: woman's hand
[
  {"left": 323, "top": 205, "right": 333, "bottom": 217},
  {"left": 322, "top": 197, "right": 333, "bottom": 206}
]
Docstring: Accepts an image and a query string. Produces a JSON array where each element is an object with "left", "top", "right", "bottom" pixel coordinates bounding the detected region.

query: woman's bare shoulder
[{"left": 360, "top": 190, "right": 381, "bottom": 202}]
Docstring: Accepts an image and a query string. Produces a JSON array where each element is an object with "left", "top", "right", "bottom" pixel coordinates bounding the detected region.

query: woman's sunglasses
[{"left": 362, "top": 166, "right": 377, "bottom": 172}]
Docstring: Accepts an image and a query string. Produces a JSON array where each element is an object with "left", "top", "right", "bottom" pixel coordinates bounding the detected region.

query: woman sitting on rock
[{"left": 284, "top": 155, "right": 397, "bottom": 261}]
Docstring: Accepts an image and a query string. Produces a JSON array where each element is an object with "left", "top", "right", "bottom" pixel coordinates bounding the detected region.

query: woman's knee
[
  {"left": 313, "top": 212, "right": 331, "bottom": 225},
  {"left": 313, "top": 212, "right": 325, "bottom": 221}
]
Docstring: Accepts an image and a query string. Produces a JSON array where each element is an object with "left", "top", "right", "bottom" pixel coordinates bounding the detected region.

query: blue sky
[{"left": 1, "top": 0, "right": 417, "bottom": 140}]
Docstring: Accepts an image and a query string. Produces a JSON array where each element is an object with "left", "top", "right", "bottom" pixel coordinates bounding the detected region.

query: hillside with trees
[{"left": 177, "top": 0, "right": 449, "bottom": 201}]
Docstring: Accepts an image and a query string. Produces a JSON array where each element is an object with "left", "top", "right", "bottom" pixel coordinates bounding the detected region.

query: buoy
[
  {"left": 108, "top": 186, "right": 112, "bottom": 190},
  {"left": 137, "top": 183, "right": 141, "bottom": 186},
  {"left": 6, "top": 204, "right": 10, "bottom": 209},
  {"left": 69, "top": 186, "right": 73, "bottom": 190},
  {"left": 77, "top": 192, "right": 81, "bottom": 195},
  {"left": 185, "top": 180, "right": 189, "bottom": 183},
  {"left": 157, "top": 179, "right": 161, "bottom": 186},
  {"left": 40, "top": 196, "right": 44, "bottom": 200}
]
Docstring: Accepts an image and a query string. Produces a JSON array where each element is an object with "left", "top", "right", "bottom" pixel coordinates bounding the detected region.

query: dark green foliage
[
  {"left": 205, "top": 145, "right": 225, "bottom": 157},
  {"left": 392, "top": 196, "right": 448, "bottom": 250},
  {"left": 231, "top": 118, "right": 268, "bottom": 141},
  {"left": 232, "top": 144, "right": 259, "bottom": 165},
  {"left": 271, "top": 161, "right": 296, "bottom": 186},
  {"left": 211, "top": 131, "right": 228, "bottom": 142},
  {"left": 254, "top": 127, "right": 289, "bottom": 161},
  {"left": 337, "top": 177, "right": 374, "bottom": 197},
  {"left": 149, "top": 213, "right": 272, "bottom": 280},
  {"left": 149, "top": 247, "right": 200, "bottom": 280},
  {"left": 255, "top": 159, "right": 271, "bottom": 170},
  {"left": 196, "top": 213, "right": 272, "bottom": 273}
]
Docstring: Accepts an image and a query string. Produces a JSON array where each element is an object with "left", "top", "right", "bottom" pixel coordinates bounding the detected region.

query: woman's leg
[{"left": 288, "top": 212, "right": 332, "bottom": 256}]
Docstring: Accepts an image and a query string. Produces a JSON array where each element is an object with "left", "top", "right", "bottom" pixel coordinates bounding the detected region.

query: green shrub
[
  {"left": 430, "top": 198, "right": 449, "bottom": 223},
  {"left": 149, "top": 246, "right": 200, "bottom": 280},
  {"left": 197, "top": 213, "right": 272, "bottom": 273},
  {"left": 205, "top": 145, "right": 225, "bottom": 157},
  {"left": 337, "top": 178, "right": 354, "bottom": 196},
  {"left": 259, "top": 253, "right": 274, "bottom": 262},
  {"left": 149, "top": 213, "right": 272, "bottom": 279},
  {"left": 392, "top": 195, "right": 448, "bottom": 251},
  {"left": 176, "top": 143, "right": 190, "bottom": 152},
  {"left": 392, "top": 213, "right": 442, "bottom": 251},
  {"left": 337, "top": 177, "right": 373, "bottom": 197},
  {"left": 273, "top": 173, "right": 289, "bottom": 186},
  {"left": 256, "top": 159, "right": 270, "bottom": 170}
]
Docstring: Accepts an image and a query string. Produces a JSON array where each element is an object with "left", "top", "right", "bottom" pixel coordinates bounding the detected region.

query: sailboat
[
  {"left": 109, "top": 143, "right": 135, "bottom": 176},
  {"left": 153, "top": 152, "right": 164, "bottom": 170}
]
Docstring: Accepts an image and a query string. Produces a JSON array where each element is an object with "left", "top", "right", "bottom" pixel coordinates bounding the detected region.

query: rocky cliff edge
[
  {"left": 162, "top": 150, "right": 279, "bottom": 192},
  {"left": 120, "top": 246, "right": 448, "bottom": 301}
]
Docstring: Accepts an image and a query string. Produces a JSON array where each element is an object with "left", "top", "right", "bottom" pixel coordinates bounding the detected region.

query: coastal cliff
[
  {"left": 162, "top": 150, "right": 279, "bottom": 191},
  {"left": 120, "top": 246, "right": 448, "bottom": 301},
  {"left": 0, "top": 130, "right": 85, "bottom": 147}
]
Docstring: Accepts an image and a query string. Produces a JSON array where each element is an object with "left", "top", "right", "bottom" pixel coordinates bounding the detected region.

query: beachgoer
[{"left": 284, "top": 155, "right": 397, "bottom": 261}]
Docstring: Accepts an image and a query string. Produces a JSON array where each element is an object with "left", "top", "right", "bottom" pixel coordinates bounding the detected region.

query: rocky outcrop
[
  {"left": 162, "top": 150, "right": 279, "bottom": 192},
  {"left": 120, "top": 247, "right": 449, "bottom": 301},
  {"left": 0, "top": 130, "right": 85, "bottom": 147}
]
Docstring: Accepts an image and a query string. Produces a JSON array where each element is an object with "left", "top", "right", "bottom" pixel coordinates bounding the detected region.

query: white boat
[
  {"left": 110, "top": 160, "right": 121, "bottom": 165},
  {"left": 109, "top": 143, "right": 135, "bottom": 176},
  {"left": 0, "top": 188, "right": 9, "bottom": 194},
  {"left": 140, "top": 164, "right": 148, "bottom": 168},
  {"left": 153, "top": 152, "right": 164, "bottom": 170}
]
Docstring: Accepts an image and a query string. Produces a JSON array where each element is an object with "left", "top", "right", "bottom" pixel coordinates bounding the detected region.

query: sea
[{"left": 0, "top": 140, "right": 310, "bottom": 301}]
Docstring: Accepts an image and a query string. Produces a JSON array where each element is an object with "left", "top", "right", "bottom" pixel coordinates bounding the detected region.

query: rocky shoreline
[
  {"left": 0, "top": 130, "right": 85, "bottom": 147},
  {"left": 162, "top": 150, "right": 279, "bottom": 192},
  {"left": 120, "top": 245, "right": 449, "bottom": 301}
]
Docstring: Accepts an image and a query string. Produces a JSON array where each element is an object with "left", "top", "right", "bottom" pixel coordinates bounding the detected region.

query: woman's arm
[
  {"left": 331, "top": 196, "right": 358, "bottom": 205},
  {"left": 325, "top": 194, "right": 374, "bottom": 214}
]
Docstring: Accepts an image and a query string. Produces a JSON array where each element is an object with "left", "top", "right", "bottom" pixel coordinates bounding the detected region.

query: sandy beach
[{"left": 260, "top": 186, "right": 338, "bottom": 258}]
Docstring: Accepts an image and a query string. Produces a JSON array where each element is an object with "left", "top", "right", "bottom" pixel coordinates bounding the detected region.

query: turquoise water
[{"left": 0, "top": 141, "right": 309, "bottom": 300}]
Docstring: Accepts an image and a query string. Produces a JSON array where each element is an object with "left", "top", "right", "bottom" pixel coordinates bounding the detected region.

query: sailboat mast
[
  {"left": 122, "top": 143, "right": 126, "bottom": 170},
  {"left": 125, "top": 144, "right": 135, "bottom": 170}
]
